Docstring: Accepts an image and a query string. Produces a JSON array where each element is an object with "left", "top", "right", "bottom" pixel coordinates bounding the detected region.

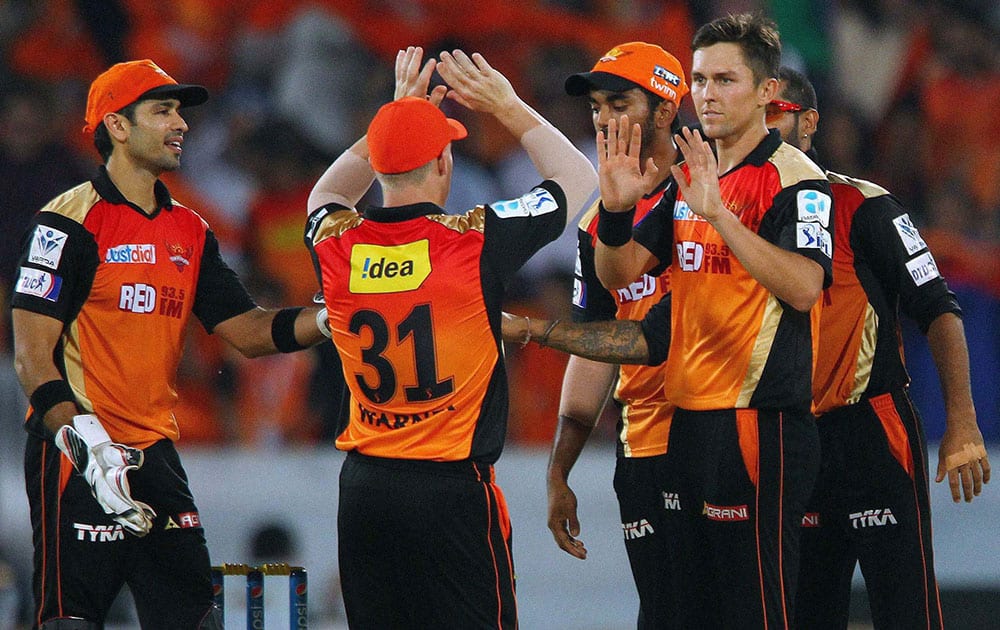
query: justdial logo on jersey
[
  {"left": 349, "top": 240, "right": 431, "bottom": 294},
  {"left": 105, "top": 243, "right": 156, "bottom": 264}
]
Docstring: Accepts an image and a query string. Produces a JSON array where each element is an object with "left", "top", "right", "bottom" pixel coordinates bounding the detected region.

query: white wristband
[{"left": 316, "top": 308, "right": 332, "bottom": 338}]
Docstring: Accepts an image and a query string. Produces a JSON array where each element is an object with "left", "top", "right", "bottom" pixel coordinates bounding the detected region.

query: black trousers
[
  {"left": 338, "top": 451, "right": 516, "bottom": 629},
  {"left": 797, "top": 388, "right": 942, "bottom": 629},
  {"left": 653, "top": 408, "right": 820, "bottom": 629}
]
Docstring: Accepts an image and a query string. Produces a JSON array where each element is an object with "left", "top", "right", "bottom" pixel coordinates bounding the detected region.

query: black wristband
[
  {"left": 596, "top": 202, "right": 636, "bottom": 247},
  {"left": 271, "top": 307, "right": 307, "bottom": 353},
  {"left": 30, "top": 379, "right": 77, "bottom": 420}
]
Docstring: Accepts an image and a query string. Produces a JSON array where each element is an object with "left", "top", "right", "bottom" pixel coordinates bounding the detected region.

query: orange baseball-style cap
[
  {"left": 83, "top": 59, "right": 208, "bottom": 134},
  {"left": 367, "top": 97, "right": 468, "bottom": 174},
  {"left": 565, "top": 42, "right": 688, "bottom": 106}
]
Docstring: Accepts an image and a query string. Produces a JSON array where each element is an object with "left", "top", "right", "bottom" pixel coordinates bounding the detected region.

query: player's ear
[
  {"left": 801, "top": 109, "right": 819, "bottom": 138},
  {"left": 656, "top": 100, "right": 678, "bottom": 129}
]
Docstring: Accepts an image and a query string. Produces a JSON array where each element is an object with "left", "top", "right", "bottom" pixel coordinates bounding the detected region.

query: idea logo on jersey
[{"left": 349, "top": 240, "right": 431, "bottom": 294}]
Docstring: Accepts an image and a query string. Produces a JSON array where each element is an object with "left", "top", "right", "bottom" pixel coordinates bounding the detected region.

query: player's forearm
[
  {"left": 519, "top": 123, "right": 597, "bottom": 220},
  {"left": 926, "top": 312, "right": 977, "bottom": 421},
  {"left": 514, "top": 316, "right": 649, "bottom": 363},
  {"left": 307, "top": 137, "right": 375, "bottom": 213},
  {"left": 594, "top": 239, "right": 656, "bottom": 289},
  {"left": 710, "top": 210, "right": 823, "bottom": 312},
  {"left": 548, "top": 415, "right": 597, "bottom": 484}
]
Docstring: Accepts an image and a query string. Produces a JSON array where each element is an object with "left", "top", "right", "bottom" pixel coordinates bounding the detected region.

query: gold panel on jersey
[
  {"left": 427, "top": 206, "right": 486, "bottom": 234},
  {"left": 349, "top": 240, "right": 431, "bottom": 294},
  {"left": 846, "top": 303, "right": 879, "bottom": 405},
  {"left": 736, "top": 295, "right": 783, "bottom": 407},
  {"left": 770, "top": 143, "right": 827, "bottom": 189},
  {"left": 826, "top": 171, "right": 890, "bottom": 200},
  {"left": 312, "top": 209, "right": 365, "bottom": 243},
  {"left": 43, "top": 182, "right": 102, "bottom": 225}
]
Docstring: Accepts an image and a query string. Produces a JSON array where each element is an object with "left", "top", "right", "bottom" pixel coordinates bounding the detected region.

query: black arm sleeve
[
  {"left": 639, "top": 292, "right": 671, "bottom": 366},
  {"left": 854, "top": 196, "right": 961, "bottom": 333},
  {"left": 192, "top": 230, "right": 257, "bottom": 332}
]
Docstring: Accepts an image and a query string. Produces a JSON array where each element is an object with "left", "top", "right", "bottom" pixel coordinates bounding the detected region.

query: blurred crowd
[{"left": 1, "top": 0, "right": 999, "bottom": 457}]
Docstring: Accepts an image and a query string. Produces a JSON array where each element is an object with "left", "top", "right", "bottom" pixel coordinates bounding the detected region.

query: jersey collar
[
  {"left": 92, "top": 165, "right": 174, "bottom": 218},
  {"left": 364, "top": 202, "right": 443, "bottom": 222}
]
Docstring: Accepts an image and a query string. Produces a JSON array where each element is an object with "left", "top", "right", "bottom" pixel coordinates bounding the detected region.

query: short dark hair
[
  {"left": 777, "top": 67, "right": 817, "bottom": 111},
  {"left": 691, "top": 13, "right": 781, "bottom": 85},
  {"left": 93, "top": 101, "right": 139, "bottom": 162}
]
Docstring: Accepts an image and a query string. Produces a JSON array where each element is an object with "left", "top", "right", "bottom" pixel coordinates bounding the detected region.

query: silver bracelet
[{"left": 315, "top": 307, "right": 332, "bottom": 338}]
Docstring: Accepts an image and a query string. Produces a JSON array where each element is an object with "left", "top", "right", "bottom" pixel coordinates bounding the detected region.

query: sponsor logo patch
[
  {"left": 490, "top": 187, "right": 558, "bottom": 218},
  {"left": 892, "top": 214, "right": 927, "bottom": 255},
  {"left": 615, "top": 274, "right": 657, "bottom": 303},
  {"left": 28, "top": 226, "right": 68, "bottom": 269},
  {"left": 905, "top": 251, "right": 940, "bottom": 286},
  {"left": 797, "top": 223, "right": 833, "bottom": 258},
  {"left": 15, "top": 267, "right": 62, "bottom": 301},
  {"left": 104, "top": 243, "right": 156, "bottom": 264},
  {"left": 622, "top": 518, "right": 655, "bottom": 540},
  {"left": 572, "top": 277, "right": 585, "bottom": 308},
  {"left": 653, "top": 65, "right": 681, "bottom": 86},
  {"left": 849, "top": 508, "right": 897, "bottom": 529},
  {"left": 703, "top": 502, "right": 749, "bottom": 521},
  {"left": 73, "top": 522, "right": 125, "bottom": 542},
  {"left": 797, "top": 190, "right": 831, "bottom": 228},
  {"left": 673, "top": 199, "right": 704, "bottom": 222},
  {"left": 349, "top": 240, "right": 431, "bottom": 294},
  {"left": 662, "top": 492, "right": 681, "bottom": 510}
]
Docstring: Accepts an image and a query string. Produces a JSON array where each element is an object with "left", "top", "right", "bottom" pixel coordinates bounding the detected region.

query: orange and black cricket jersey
[
  {"left": 634, "top": 129, "right": 833, "bottom": 412},
  {"left": 306, "top": 182, "right": 567, "bottom": 463},
  {"left": 575, "top": 179, "right": 675, "bottom": 457},
  {"left": 12, "top": 167, "right": 256, "bottom": 447},
  {"left": 812, "top": 172, "right": 960, "bottom": 414}
]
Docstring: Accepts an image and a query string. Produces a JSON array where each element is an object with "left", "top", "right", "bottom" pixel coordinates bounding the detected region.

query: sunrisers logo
[{"left": 349, "top": 240, "right": 431, "bottom": 294}]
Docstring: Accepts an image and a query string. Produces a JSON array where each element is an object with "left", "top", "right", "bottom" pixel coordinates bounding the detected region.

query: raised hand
[
  {"left": 436, "top": 50, "right": 517, "bottom": 115},
  {"left": 670, "top": 127, "right": 724, "bottom": 222},
  {"left": 597, "top": 115, "right": 659, "bottom": 212},
  {"left": 393, "top": 46, "right": 446, "bottom": 106}
]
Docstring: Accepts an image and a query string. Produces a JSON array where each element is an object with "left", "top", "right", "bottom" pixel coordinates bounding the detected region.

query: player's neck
[
  {"left": 714, "top": 122, "right": 768, "bottom": 174},
  {"left": 105, "top": 157, "right": 160, "bottom": 214}
]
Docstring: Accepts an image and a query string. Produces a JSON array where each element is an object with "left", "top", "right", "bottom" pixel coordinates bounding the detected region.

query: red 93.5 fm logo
[{"left": 118, "top": 283, "right": 187, "bottom": 318}]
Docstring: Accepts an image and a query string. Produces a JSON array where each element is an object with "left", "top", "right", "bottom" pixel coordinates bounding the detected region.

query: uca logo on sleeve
[
  {"left": 490, "top": 187, "right": 558, "bottom": 218},
  {"left": 905, "top": 251, "right": 941, "bottom": 286},
  {"left": 892, "top": 214, "right": 928, "bottom": 255},
  {"left": 15, "top": 267, "right": 62, "bottom": 301},
  {"left": 797, "top": 189, "right": 831, "bottom": 228},
  {"left": 28, "top": 226, "right": 68, "bottom": 269},
  {"left": 349, "top": 240, "right": 431, "bottom": 294}
]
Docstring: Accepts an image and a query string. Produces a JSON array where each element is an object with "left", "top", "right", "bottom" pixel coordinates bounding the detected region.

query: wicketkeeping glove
[{"left": 54, "top": 414, "right": 156, "bottom": 536}]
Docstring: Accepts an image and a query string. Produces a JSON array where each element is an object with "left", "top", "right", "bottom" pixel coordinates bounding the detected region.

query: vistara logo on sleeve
[
  {"left": 28, "top": 226, "right": 68, "bottom": 269},
  {"left": 489, "top": 187, "right": 558, "bottom": 218},
  {"left": 349, "top": 240, "right": 431, "bottom": 294},
  {"left": 797, "top": 189, "right": 831, "bottom": 228}
]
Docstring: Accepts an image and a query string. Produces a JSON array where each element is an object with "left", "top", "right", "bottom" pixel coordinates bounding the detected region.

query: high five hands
[
  {"left": 670, "top": 127, "right": 725, "bottom": 223},
  {"left": 597, "top": 115, "right": 659, "bottom": 212}
]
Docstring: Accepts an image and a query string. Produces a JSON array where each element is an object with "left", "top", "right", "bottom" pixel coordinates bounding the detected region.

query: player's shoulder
[
  {"left": 308, "top": 205, "right": 366, "bottom": 244},
  {"left": 38, "top": 181, "right": 101, "bottom": 226},
  {"left": 826, "top": 171, "right": 891, "bottom": 200},
  {"left": 768, "top": 142, "right": 827, "bottom": 189}
]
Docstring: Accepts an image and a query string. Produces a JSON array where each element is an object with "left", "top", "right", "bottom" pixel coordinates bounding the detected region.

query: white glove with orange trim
[{"left": 54, "top": 414, "right": 156, "bottom": 536}]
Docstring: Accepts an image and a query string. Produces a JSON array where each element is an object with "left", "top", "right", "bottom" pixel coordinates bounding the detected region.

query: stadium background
[{"left": 1, "top": 0, "right": 997, "bottom": 627}]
